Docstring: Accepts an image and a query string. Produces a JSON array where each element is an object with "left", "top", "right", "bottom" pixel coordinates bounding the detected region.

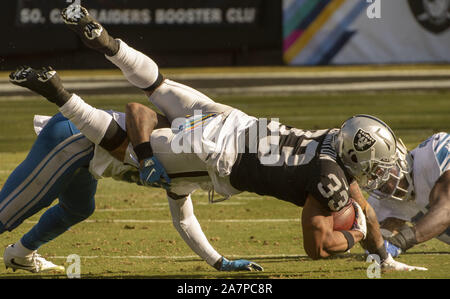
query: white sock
[
  {"left": 106, "top": 39, "right": 160, "bottom": 89},
  {"left": 13, "top": 240, "right": 35, "bottom": 257},
  {"left": 59, "top": 94, "right": 113, "bottom": 145}
]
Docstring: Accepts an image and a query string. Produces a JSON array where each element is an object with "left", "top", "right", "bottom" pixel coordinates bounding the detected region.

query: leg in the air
[{"left": 61, "top": 4, "right": 233, "bottom": 123}]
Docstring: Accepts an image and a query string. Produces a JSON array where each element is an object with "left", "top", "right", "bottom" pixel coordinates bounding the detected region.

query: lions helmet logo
[
  {"left": 408, "top": 0, "right": 450, "bottom": 34},
  {"left": 353, "top": 129, "right": 376, "bottom": 152}
]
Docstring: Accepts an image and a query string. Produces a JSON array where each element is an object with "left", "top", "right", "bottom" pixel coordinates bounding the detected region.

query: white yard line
[
  {"left": 24, "top": 218, "right": 301, "bottom": 224},
  {"left": 201, "top": 80, "right": 450, "bottom": 95},
  {"left": 2, "top": 68, "right": 450, "bottom": 82}
]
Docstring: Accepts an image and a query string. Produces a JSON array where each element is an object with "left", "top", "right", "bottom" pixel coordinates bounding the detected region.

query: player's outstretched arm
[
  {"left": 349, "top": 182, "right": 428, "bottom": 271},
  {"left": 348, "top": 181, "right": 389, "bottom": 259},
  {"left": 125, "top": 102, "right": 171, "bottom": 188},
  {"left": 9, "top": 66, "right": 128, "bottom": 161},
  {"left": 388, "top": 170, "right": 450, "bottom": 250},
  {"left": 167, "top": 194, "right": 263, "bottom": 272}
]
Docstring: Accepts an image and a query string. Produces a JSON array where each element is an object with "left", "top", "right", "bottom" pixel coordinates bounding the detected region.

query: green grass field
[{"left": 0, "top": 90, "right": 449, "bottom": 279}]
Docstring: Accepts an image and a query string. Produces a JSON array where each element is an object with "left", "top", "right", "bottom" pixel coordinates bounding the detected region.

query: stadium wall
[
  {"left": 0, "top": 0, "right": 283, "bottom": 70},
  {"left": 2, "top": 1, "right": 449, "bottom": 70}
]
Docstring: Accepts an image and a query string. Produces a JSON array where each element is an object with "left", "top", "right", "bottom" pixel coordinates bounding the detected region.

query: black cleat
[
  {"left": 9, "top": 66, "right": 71, "bottom": 106},
  {"left": 61, "top": 4, "right": 120, "bottom": 56}
]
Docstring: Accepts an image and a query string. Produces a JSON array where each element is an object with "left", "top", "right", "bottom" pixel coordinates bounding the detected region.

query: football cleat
[
  {"left": 61, "top": 4, "right": 119, "bottom": 56},
  {"left": 9, "top": 66, "right": 70, "bottom": 106},
  {"left": 3, "top": 244, "right": 65, "bottom": 273}
]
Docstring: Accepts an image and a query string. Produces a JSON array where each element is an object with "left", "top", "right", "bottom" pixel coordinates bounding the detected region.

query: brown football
[{"left": 332, "top": 200, "right": 355, "bottom": 231}]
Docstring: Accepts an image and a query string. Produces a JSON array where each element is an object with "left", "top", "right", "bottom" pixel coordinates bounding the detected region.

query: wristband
[
  {"left": 133, "top": 142, "right": 153, "bottom": 162},
  {"left": 390, "top": 225, "right": 417, "bottom": 251},
  {"left": 213, "top": 257, "right": 224, "bottom": 271},
  {"left": 340, "top": 231, "right": 355, "bottom": 251}
]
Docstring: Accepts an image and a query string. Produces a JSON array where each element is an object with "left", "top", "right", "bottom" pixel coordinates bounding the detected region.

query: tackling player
[
  {"left": 2, "top": 67, "right": 262, "bottom": 273},
  {"left": 367, "top": 134, "right": 450, "bottom": 255}
]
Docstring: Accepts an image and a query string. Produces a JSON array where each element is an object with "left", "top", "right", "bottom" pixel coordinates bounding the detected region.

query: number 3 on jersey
[{"left": 317, "top": 173, "right": 349, "bottom": 211}]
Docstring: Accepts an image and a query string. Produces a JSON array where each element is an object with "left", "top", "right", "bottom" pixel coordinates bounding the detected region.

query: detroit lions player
[
  {"left": 368, "top": 134, "right": 450, "bottom": 254},
  {"left": 2, "top": 67, "right": 263, "bottom": 273}
]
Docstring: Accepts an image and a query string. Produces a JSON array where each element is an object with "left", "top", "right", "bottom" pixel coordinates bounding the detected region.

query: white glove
[
  {"left": 351, "top": 201, "right": 367, "bottom": 239},
  {"left": 381, "top": 254, "right": 428, "bottom": 271}
]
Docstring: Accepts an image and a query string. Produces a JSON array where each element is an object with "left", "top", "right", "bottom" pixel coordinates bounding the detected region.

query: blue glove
[
  {"left": 139, "top": 156, "right": 171, "bottom": 189},
  {"left": 364, "top": 240, "right": 402, "bottom": 258},
  {"left": 384, "top": 239, "right": 402, "bottom": 258},
  {"left": 219, "top": 257, "right": 263, "bottom": 272}
]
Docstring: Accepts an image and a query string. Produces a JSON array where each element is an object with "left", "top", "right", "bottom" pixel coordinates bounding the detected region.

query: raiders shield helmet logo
[
  {"left": 353, "top": 129, "right": 376, "bottom": 152},
  {"left": 408, "top": 0, "right": 450, "bottom": 34}
]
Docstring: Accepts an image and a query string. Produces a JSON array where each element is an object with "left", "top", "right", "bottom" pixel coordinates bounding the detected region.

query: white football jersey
[
  {"left": 368, "top": 132, "right": 450, "bottom": 243},
  {"left": 33, "top": 111, "right": 242, "bottom": 197}
]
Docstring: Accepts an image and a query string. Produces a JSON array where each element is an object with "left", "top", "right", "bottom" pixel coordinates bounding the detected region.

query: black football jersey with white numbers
[{"left": 229, "top": 120, "right": 353, "bottom": 211}]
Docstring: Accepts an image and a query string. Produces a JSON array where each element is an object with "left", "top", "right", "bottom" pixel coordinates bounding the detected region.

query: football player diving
[{"left": 367, "top": 134, "right": 450, "bottom": 255}]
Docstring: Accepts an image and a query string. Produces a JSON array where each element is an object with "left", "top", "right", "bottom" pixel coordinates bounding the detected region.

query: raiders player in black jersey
[
  {"left": 124, "top": 102, "right": 427, "bottom": 271},
  {"left": 229, "top": 117, "right": 391, "bottom": 259},
  {"left": 49, "top": 3, "right": 429, "bottom": 272}
]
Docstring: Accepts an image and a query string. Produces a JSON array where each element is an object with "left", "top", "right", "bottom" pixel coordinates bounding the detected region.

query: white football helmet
[
  {"left": 369, "top": 138, "right": 415, "bottom": 201},
  {"left": 335, "top": 114, "right": 397, "bottom": 190}
]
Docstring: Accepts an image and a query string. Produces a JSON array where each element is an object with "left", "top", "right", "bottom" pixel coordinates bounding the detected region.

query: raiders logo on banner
[
  {"left": 408, "top": 0, "right": 450, "bottom": 34},
  {"left": 354, "top": 129, "right": 376, "bottom": 152}
]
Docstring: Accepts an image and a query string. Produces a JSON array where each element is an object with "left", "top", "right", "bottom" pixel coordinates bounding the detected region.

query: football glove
[
  {"left": 380, "top": 254, "right": 427, "bottom": 272},
  {"left": 350, "top": 201, "right": 367, "bottom": 239},
  {"left": 366, "top": 240, "right": 402, "bottom": 258},
  {"left": 219, "top": 257, "right": 264, "bottom": 272},
  {"left": 139, "top": 156, "right": 171, "bottom": 189},
  {"left": 9, "top": 66, "right": 71, "bottom": 106},
  {"left": 383, "top": 240, "right": 402, "bottom": 258}
]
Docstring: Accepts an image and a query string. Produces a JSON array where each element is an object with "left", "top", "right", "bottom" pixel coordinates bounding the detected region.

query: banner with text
[
  {"left": 0, "top": 0, "right": 281, "bottom": 68},
  {"left": 15, "top": 0, "right": 260, "bottom": 27}
]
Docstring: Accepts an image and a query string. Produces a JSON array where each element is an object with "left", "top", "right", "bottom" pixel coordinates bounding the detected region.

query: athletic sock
[
  {"left": 105, "top": 39, "right": 161, "bottom": 90},
  {"left": 59, "top": 93, "right": 113, "bottom": 145},
  {"left": 11, "top": 240, "right": 35, "bottom": 257}
]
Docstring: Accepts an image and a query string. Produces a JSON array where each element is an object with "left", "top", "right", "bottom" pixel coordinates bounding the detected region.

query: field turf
[{"left": 0, "top": 90, "right": 449, "bottom": 279}]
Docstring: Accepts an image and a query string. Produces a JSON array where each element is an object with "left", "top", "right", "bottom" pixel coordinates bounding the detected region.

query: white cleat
[{"left": 3, "top": 244, "right": 65, "bottom": 273}]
